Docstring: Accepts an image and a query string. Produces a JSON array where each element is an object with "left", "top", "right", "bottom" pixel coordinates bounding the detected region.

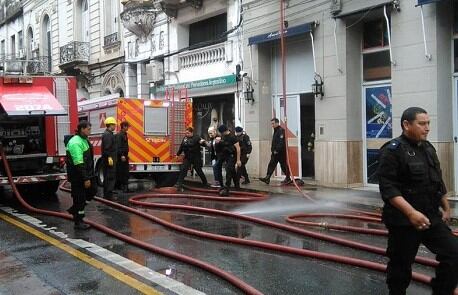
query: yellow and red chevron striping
[{"left": 117, "top": 99, "right": 173, "bottom": 163}]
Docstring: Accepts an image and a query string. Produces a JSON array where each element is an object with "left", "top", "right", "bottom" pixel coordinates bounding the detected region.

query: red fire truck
[
  {"left": 0, "top": 76, "right": 78, "bottom": 195},
  {"left": 77, "top": 88, "right": 192, "bottom": 187}
]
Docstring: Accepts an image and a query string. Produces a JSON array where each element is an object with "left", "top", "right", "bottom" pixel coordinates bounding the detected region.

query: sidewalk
[{"left": 185, "top": 168, "right": 458, "bottom": 220}]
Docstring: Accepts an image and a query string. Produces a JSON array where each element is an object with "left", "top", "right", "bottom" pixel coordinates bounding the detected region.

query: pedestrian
[
  {"left": 215, "top": 124, "right": 241, "bottom": 195},
  {"left": 115, "top": 121, "right": 130, "bottom": 193},
  {"left": 175, "top": 127, "right": 208, "bottom": 191},
  {"left": 235, "top": 126, "right": 252, "bottom": 184},
  {"left": 377, "top": 107, "right": 458, "bottom": 295},
  {"left": 207, "top": 126, "right": 221, "bottom": 187},
  {"left": 259, "top": 118, "right": 291, "bottom": 185},
  {"left": 66, "top": 121, "right": 96, "bottom": 230},
  {"left": 101, "top": 116, "right": 117, "bottom": 198}
]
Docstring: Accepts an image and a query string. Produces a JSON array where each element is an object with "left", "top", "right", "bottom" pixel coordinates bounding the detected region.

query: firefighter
[
  {"left": 259, "top": 118, "right": 291, "bottom": 185},
  {"left": 175, "top": 127, "right": 208, "bottom": 191},
  {"left": 116, "top": 121, "right": 130, "bottom": 193},
  {"left": 66, "top": 121, "right": 96, "bottom": 230},
  {"left": 378, "top": 107, "right": 458, "bottom": 295},
  {"left": 235, "top": 126, "right": 252, "bottom": 184},
  {"left": 215, "top": 124, "right": 241, "bottom": 195},
  {"left": 102, "top": 117, "right": 117, "bottom": 198}
]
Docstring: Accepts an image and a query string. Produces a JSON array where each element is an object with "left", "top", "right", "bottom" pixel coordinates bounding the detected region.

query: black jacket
[
  {"left": 101, "top": 129, "right": 117, "bottom": 159},
  {"left": 116, "top": 130, "right": 129, "bottom": 158},
  {"left": 177, "top": 134, "right": 204, "bottom": 159},
  {"left": 377, "top": 134, "right": 446, "bottom": 226},
  {"left": 216, "top": 133, "right": 238, "bottom": 160},
  {"left": 237, "top": 132, "right": 252, "bottom": 155},
  {"left": 271, "top": 126, "right": 286, "bottom": 154}
]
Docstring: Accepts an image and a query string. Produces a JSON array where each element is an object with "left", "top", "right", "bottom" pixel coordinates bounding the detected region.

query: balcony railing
[
  {"left": 104, "top": 32, "right": 120, "bottom": 48},
  {"left": 59, "top": 41, "right": 89, "bottom": 66},
  {"left": 179, "top": 42, "right": 226, "bottom": 69},
  {"left": 0, "top": 54, "right": 50, "bottom": 74}
]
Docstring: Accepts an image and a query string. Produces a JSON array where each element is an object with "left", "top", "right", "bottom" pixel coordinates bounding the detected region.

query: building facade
[{"left": 242, "top": 0, "right": 458, "bottom": 192}]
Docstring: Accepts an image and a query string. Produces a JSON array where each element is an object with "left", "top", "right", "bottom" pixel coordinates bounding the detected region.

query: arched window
[
  {"left": 41, "top": 15, "right": 51, "bottom": 71},
  {"left": 27, "top": 27, "right": 33, "bottom": 59},
  {"left": 76, "top": 0, "right": 90, "bottom": 42},
  {"left": 104, "top": 0, "right": 119, "bottom": 36}
]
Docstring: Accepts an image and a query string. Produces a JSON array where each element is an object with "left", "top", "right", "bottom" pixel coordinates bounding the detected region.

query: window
[
  {"left": 104, "top": 0, "right": 118, "bottom": 36},
  {"left": 10, "top": 35, "right": 16, "bottom": 56},
  {"left": 18, "top": 31, "right": 23, "bottom": 50},
  {"left": 362, "top": 18, "right": 391, "bottom": 81},
  {"left": 0, "top": 40, "right": 5, "bottom": 57},
  {"left": 189, "top": 13, "right": 227, "bottom": 46},
  {"left": 363, "top": 19, "right": 389, "bottom": 49}
]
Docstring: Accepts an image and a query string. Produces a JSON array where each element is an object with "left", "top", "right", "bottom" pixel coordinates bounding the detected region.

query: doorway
[
  {"left": 300, "top": 93, "right": 315, "bottom": 178},
  {"left": 453, "top": 78, "right": 458, "bottom": 193}
]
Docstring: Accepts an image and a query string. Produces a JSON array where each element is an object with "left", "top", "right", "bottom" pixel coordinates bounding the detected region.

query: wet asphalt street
[{"left": 0, "top": 178, "right": 453, "bottom": 295}]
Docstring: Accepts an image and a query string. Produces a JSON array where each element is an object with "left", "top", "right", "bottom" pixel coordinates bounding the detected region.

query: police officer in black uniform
[
  {"left": 259, "top": 118, "right": 291, "bottom": 185},
  {"left": 101, "top": 117, "right": 117, "bottom": 198},
  {"left": 378, "top": 107, "right": 458, "bottom": 295},
  {"left": 215, "top": 124, "right": 241, "bottom": 196},
  {"left": 175, "top": 127, "right": 208, "bottom": 190},
  {"left": 235, "top": 126, "right": 252, "bottom": 184}
]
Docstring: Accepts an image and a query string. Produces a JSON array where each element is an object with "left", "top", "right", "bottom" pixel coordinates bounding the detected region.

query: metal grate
[
  {"left": 54, "top": 78, "right": 70, "bottom": 155},
  {"left": 169, "top": 101, "right": 186, "bottom": 156},
  {"left": 145, "top": 107, "right": 168, "bottom": 135}
]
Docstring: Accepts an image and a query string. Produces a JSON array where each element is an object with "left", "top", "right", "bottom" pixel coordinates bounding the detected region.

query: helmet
[{"left": 104, "top": 117, "right": 116, "bottom": 126}]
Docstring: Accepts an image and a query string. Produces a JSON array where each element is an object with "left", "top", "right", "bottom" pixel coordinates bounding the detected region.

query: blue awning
[
  {"left": 248, "top": 23, "right": 312, "bottom": 46},
  {"left": 417, "top": 0, "right": 443, "bottom": 5}
]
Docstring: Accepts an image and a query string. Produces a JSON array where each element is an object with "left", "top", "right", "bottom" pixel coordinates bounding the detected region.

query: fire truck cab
[
  {"left": 0, "top": 76, "right": 78, "bottom": 195},
  {"left": 78, "top": 91, "right": 191, "bottom": 187}
]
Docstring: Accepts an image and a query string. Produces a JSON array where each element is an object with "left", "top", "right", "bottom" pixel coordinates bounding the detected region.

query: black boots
[
  {"left": 259, "top": 177, "right": 270, "bottom": 184},
  {"left": 281, "top": 177, "right": 292, "bottom": 185},
  {"left": 74, "top": 220, "right": 90, "bottom": 230}
]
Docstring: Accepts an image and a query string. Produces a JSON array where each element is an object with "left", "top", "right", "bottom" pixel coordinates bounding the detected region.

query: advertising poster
[{"left": 366, "top": 85, "right": 392, "bottom": 139}]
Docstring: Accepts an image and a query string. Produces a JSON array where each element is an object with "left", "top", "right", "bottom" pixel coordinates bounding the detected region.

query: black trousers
[
  {"left": 266, "top": 151, "right": 290, "bottom": 179},
  {"left": 238, "top": 155, "right": 249, "bottom": 181},
  {"left": 69, "top": 180, "right": 87, "bottom": 222},
  {"left": 176, "top": 157, "right": 207, "bottom": 186},
  {"left": 223, "top": 155, "right": 239, "bottom": 189},
  {"left": 386, "top": 222, "right": 458, "bottom": 295},
  {"left": 103, "top": 157, "right": 116, "bottom": 197},
  {"left": 116, "top": 156, "right": 129, "bottom": 188}
]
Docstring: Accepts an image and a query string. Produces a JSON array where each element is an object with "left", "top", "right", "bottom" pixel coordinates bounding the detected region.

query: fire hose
[{"left": 0, "top": 147, "right": 263, "bottom": 295}]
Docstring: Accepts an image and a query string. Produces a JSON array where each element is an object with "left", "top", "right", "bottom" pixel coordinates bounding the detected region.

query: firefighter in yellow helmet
[{"left": 102, "top": 117, "right": 117, "bottom": 198}]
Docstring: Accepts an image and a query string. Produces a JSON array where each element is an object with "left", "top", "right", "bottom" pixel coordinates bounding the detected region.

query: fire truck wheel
[
  {"left": 154, "top": 172, "right": 179, "bottom": 188},
  {"left": 17, "top": 181, "right": 59, "bottom": 198}
]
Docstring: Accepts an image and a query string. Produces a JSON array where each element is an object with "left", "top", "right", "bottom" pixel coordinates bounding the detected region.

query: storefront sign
[
  {"left": 417, "top": 0, "right": 443, "bottom": 5},
  {"left": 248, "top": 23, "right": 312, "bottom": 45},
  {"left": 150, "top": 75, "right": 236, "bottom": 96}
]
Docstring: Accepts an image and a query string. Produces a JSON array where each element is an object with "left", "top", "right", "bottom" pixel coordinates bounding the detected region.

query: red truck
[{"left": 0, "top": 76, "right": 78, "bottom": 195}]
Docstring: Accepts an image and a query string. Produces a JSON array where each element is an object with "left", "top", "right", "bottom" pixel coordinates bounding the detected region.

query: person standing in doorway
[
  {"left": 207, "top": 126, "right": 221, "bottom": 187},
  {"left": 116, "top": 121, "right": 130, "bottom": 193},
  {"left": 215, "top": 124, "right": 241, "bottom": 195},
  {"left": 175, "top": 127, "right": 208, "bottom": 191},
  {"left": 235, "top": 126, "right": 252, "bottom": 184},
  {"left": 259, "top": 118, "right": 291, "bottom": 185},
  {"left": 378, "top": 107, "right": 458, "bottom": 295},
  {"left": 102, "top": 117, "right": 117, "bottom": 198},
  {"left": 66, "top": 121, "right": 95, "bottom": 230}
]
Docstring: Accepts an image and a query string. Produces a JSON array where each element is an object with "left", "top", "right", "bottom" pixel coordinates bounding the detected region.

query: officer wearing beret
[{"left": 378, "top": 107, "right": 458, "bottom": 295}]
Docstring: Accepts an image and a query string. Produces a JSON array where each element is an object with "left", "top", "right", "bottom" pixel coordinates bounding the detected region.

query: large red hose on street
[
  {"left": 0, "top": 148, "right": 263, "bottom": 295},
  {"left": 130, "top": 192, "right": 437, "bottom": 268}
]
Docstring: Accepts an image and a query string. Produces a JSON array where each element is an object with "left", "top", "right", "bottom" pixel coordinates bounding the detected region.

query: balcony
[
  {"left": 59, "top": 41, "right": 89, "bottom": 68},
  {"left": 103, "top": 32, "right": 121, "bottom": 49},
  {"left": 0, "top": 55, "right": 50, "bottom": 74},
  {"left": 178, "top": 42, "right": 228, "bottom": 69},
  {"left": 1, "top": 0, "right": 23, "bottom": 24}
]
